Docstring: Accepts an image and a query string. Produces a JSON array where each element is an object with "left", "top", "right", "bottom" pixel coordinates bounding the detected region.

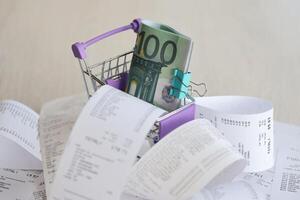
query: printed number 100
[{"left": 137, "top": 31, "right": 177, "bottom": 65}]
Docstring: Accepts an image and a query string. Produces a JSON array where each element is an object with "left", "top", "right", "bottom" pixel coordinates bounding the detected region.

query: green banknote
[{"left": 127, "top": 20, "right": 193, "bottom": 111}]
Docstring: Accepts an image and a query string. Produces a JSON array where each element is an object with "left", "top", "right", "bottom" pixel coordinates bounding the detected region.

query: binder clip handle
[{"left": 189, "top": 81, "right": 207, "bottom": 97}]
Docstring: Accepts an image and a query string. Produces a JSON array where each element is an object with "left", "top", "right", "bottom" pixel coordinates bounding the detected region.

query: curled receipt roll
[{"left": 195, "top": 96, "right": 274, "bottom": 172}]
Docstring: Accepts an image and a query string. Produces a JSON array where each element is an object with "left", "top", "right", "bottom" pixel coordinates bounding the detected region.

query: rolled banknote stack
[{"left": 127, "top": 20, "right": 193, "bottom": 111}]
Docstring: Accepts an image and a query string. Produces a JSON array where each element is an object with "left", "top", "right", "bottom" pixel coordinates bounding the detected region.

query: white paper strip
[
  {"left": 0, "top": 100, "right": 42, "bottom": 169},
  {"left": 195, "top": 96, "right": 274, "bottom": 172},
  {"left": 49, "top": 85, "right": 165, "bottom": 200},
  {"left": 39, "top": 95, "right": 86, "bottom": 194},
  {"left": 125, "top": 119, "right": 246, "bottom": 200},
  {"left": 271, "top": 146, "right": 300, "bottom": 200}
]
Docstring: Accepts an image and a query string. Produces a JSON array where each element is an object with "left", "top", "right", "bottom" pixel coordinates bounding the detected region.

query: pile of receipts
[{"left": 0, "top": 85, "right": 299, "bottom": 200}]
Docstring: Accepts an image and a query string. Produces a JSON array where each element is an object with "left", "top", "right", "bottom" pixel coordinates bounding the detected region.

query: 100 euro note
[{"left": 127, "top": 20, "right": 193, "bottom": 112}]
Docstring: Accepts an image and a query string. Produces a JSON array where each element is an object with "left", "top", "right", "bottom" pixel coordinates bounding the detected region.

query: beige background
[{"left": 0, "top": 0, "right": 299, "bottom": 125}]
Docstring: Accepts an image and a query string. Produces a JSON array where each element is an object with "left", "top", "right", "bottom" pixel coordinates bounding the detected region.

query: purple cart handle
[{"left": 72, "top": 18, "right": 141, "bottom": 59}]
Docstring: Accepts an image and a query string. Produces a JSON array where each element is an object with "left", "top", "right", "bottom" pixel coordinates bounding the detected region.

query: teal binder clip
[{"left": 169, "top": 68, "right": 191, "bottom": 99}]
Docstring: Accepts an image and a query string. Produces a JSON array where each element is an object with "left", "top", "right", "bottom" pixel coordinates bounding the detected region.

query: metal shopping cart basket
[{"left": 71, "top": 18, "right": 207, "bottom": 143}]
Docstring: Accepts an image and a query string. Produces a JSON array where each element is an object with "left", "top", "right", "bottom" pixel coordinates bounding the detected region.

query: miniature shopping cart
[{"left": 72, "top": 18, "right": 207, "bottom": 143}]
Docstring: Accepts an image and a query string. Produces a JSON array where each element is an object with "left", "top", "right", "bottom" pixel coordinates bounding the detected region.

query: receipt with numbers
[{"left": 195, "top": 96, "right": 274, "bottom": 172}]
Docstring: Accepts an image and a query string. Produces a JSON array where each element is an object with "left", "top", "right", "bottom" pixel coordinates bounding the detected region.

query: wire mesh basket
[{"left": 77, "top": 50, "right": 133, "bottom": 97}]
